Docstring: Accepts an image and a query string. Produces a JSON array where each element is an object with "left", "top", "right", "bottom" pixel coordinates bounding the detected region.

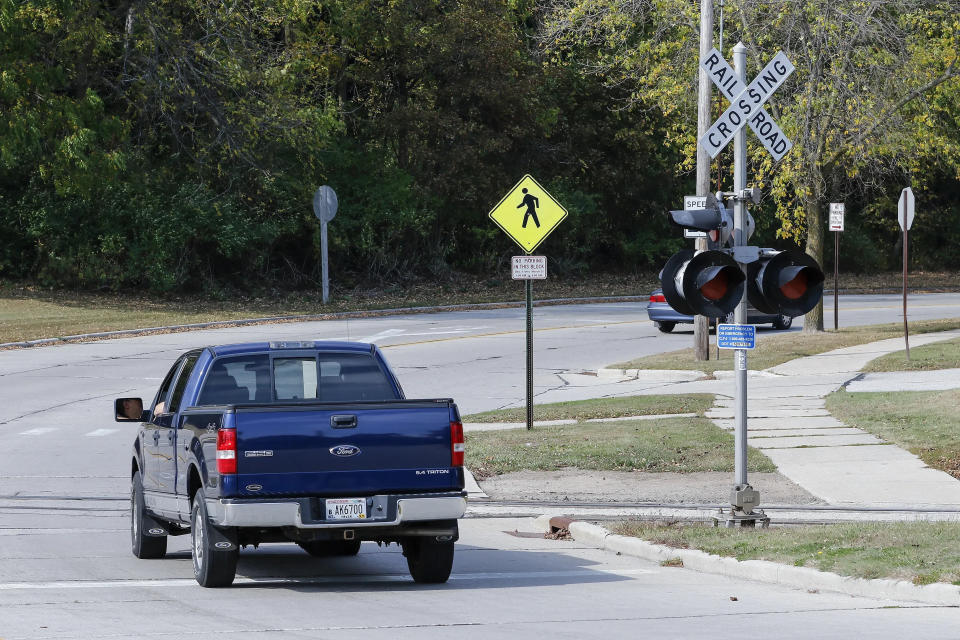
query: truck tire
[
  {"left": 191, "top": 489, "right": 238, "bottom": 587},
  {"left": 402, "top": 537, "right": 454, "bottom": 584},
  {"left": 297, "top": 539, "right": 362, "bottom": 557},
  {"left": 131, "top": 471, "right": 167, "bottom": 559}
]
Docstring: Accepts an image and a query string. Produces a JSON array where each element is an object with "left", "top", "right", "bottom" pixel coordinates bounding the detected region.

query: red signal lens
[
  {"left": 450, "top": 421, "right": 464, "bottom": 467},
  {"left": 780, "top": 271, "right": 809, "bottom": 300},
  {"left": 700, "top": 271, "right": 729, "bottom": 301},
  {"left": 650, "top": 293, "right": 667, "bottom": 303},
  {"left": 216, "top": 428, "right": 237, "bottom": 474}
]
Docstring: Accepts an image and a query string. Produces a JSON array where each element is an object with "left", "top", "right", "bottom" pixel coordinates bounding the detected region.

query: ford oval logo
[
  {"left": 245, "top": 484, "right": 263, "bottom": 492},
  {"left": 330, "top": 444, "right": 361, "bottom": 457}
]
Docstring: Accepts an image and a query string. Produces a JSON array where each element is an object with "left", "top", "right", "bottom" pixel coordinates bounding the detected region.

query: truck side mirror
[{"left": 115, "top": 397, "right": 147, "bottom": 422}]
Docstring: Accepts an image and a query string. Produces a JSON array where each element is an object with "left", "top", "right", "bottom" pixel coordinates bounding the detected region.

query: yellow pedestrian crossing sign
[{"left": 489, "top": 175, "right": 568, "bottom": 254}]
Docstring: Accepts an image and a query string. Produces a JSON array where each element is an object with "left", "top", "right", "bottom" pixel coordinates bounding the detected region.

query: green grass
[
  {"left": 826, "top": 388, "right": 960, "bottom": 479},
  {"left": 613, "top": 318, "right": 960, "bottom": 374},
  {"left": 462, "top": 394, "right": 714, "bottom": 423},
  {"left": 465, "top": 417, "right": 776, "bottom": 479},
  {"left": 863, "top": 337, "right": 960, "bottom": 372},
  {"left": 0, "top": 274, "right": 656, "bottom": 345},
  {"left": 612, "top": 521, "right": 960, "bottom": 585}
]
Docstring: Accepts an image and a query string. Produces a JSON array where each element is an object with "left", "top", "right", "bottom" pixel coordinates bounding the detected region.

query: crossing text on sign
[
  {"left": 700, "top": 51, "right": 795, "bottom": 159},
  {"left": 699, "top": 48, "right": 793, "bottom": 161}
]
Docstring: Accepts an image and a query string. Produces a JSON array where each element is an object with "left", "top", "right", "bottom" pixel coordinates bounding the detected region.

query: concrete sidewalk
[
  {"left": 690, "top": 330, "right": 960, "bottom": 507},
  {"left": 475, "top": 330, "right": 960, "bottom": 509}
]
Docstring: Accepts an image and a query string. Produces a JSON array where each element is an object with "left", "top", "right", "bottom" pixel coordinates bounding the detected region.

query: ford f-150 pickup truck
[{"left": 115, "top": 341, "right": 466, "bottom": 587}]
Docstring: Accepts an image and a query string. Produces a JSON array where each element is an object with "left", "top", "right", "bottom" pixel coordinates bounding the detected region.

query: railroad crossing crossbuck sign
[{"left": 700, "top": 48, "right": 794, "bottom": 161}]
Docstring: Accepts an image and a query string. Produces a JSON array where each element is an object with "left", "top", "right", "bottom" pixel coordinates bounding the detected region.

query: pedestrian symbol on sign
[
  {"left": 488, "top": 175, "right": 567, "bottom": 254},
  {"left": 518, "top": 188, "right": 540, "bottom": 228}
]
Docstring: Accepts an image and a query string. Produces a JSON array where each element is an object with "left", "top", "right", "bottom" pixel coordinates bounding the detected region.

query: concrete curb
[
  {"left": 462, "top": 413, "right": 699, "bottom": 432},
  {"left": 0, "top": 295, "right": 646, "bottom": 350},
  {"left": 533, "top": 516, "right": 960, "bottom": 606},
  {"left": 596, "top": 369, "right": 706, "bottom": 381}
]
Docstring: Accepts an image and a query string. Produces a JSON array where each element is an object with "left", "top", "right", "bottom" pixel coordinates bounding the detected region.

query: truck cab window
[
  {"left": 167, "top": 353, "right": 200, "bottom": 413},
  {"left": 198, "top": 355, "right": 269, "bottom": 405},
  {"left": 152, "top": 358, "right": 183, "bottom": 416},
  {"left": 318, "top": 354, "right": 397, "bottom": 401},
  {"left": 274, "top": 358, "right": 318, "bottom": 401}
]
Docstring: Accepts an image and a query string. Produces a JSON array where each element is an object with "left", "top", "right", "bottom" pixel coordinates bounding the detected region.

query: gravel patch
[{"left": 479, "top": 469, "right": 823, "bottom": 505}]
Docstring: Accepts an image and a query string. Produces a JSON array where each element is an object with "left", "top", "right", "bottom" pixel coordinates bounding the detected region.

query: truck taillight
[
  {"left": 217, "top": 428, "right": 237, "bottom": 474},
  {"left": 450, "top": 421, "right": 464, "bottom": 467}
]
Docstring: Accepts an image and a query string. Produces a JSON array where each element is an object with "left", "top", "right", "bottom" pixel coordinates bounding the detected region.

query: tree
[
  {"left": 538, "top": 0, "right": 960, "bottom": 331},
  {"left": 735, "top": 0, "right": 960, "bottom": 331}
]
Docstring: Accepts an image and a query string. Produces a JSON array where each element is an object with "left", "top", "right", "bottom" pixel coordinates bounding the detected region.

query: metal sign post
[
  {"left": 512, "top": 256, "right": 547, "bottom": 431},
  {"left": 732, "top": 43, "right": 750, "bottom": 509},
  {"left": 313, "top": 186, "right": 339, "bottom": 304},
  {"left": 898, "top": 188, "right": 915, "bottom": 360},
  {"left": 829, "top": 203, "right": 845, "bottom": 331},
  {"left": 699, "top": 42, "right": 794, "bottom": 527}
]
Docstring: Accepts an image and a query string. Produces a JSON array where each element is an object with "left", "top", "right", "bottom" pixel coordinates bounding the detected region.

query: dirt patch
[{"left": 478, "top": 468, "right": 823, "bottom": 505}]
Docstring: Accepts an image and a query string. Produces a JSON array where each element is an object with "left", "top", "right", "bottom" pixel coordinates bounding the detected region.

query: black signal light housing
[
  {"left": 660, "top": 249, "right": 746, "bottom": 318},
  {"left": 747, "top": 250, "right": 825, "bottom": 317}
]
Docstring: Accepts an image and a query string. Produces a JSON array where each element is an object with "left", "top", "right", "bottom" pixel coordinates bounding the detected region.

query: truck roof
[{"left": 208, "top": 341, "right": 377, "bottom": 357}]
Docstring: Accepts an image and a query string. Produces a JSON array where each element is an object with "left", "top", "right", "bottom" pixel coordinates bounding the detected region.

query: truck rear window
[{"left": 197, "top": 352, "right": 397, "bottom": 405}]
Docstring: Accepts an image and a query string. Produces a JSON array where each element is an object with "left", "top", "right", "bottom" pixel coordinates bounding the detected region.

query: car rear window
[{"left": 196, "top": 352, "right": 397, "bottom": 405}]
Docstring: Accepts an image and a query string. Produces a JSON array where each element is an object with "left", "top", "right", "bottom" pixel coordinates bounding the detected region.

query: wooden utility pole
[{"left": 694, "top": 0, "right": 714, "bottom": 361}]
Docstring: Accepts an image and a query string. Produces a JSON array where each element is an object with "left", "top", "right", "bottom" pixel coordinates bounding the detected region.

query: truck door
[
  {"left": 145, "top": 354, "right": 199, "bottom": 500},
  {"left": 142, "top": 359, "right": 182, "bottom": 497},
  {"left": 164, "top": 352, "right": 200, "bottom": 505}
]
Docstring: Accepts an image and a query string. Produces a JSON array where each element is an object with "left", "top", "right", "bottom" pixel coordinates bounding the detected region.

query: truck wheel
[
  {"left": 131, "top": 471, "right": 166, "bottom": 559},
  {"left": 656, "top": 322, "right": 676, "bottom": 333},
  {"left": 297, "top": 539, "right": 362, "bottom": 557},
  {"left": 191, "top": 489, "right": 238, "bottom": 587},
  {"left": 402, "top": 537, "right": 454, "bottom": 584}
]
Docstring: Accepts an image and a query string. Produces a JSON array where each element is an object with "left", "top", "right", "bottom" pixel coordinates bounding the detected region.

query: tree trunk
[{"left": 802, "top": 192, "right": 825, "bottom": 332}]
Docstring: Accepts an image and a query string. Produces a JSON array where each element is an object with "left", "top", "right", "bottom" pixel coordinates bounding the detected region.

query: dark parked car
[{"left": 646, "top": 289, "right": 793, "bottom": 333}]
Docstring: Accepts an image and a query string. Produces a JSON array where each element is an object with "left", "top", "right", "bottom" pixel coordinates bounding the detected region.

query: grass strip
[
  {"left": 465, "top": 417, "right": 775, "bottom": 479},
  {"left": 826, "top": 389, "right": 960, "bottom": 478},
  {"left": 862, "top": 337, "right": 960, "bottom": 372},
  {"left": 462, "top": 394, "right": 714, "bottom": 423},
  {"left": 613, "top": 318, "right": 960, "bottom": 374},
  {"left": 612, "top": 521, "right": 960, "bottom": 585},
  {"left": 0, "top": 274, "right": 655, "bottom": 345}
]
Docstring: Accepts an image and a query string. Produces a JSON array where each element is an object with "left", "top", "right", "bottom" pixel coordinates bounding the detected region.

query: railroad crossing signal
[
  {"left": 747, "top": 250, "right": 825, "bottom": 317},
  {"left": 700, "top": 48, "right": 794, "bottom": 161},
  {"left": 489, "top": 175, "right": 568, "bottom": 254},
  {"left": 660, "top": 248, "right": 746, "bottom": 318}
]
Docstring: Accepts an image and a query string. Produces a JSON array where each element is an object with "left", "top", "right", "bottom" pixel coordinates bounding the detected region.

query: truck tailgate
[{"left": 233, "top": 402, "right": 461, "bottom": 496}]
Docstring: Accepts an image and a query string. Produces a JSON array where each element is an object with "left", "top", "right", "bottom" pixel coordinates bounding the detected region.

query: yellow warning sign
[{"left": 488, "top": 175, "right": 568, "bottom": 254}]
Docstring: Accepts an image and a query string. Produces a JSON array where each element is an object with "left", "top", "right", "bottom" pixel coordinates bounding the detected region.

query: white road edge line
[
  {"left": 86, "top": 429, "right": 119, "bottom": 437},
  {"left": 18, "top": 428, "right": 58, "bottom": 436}
]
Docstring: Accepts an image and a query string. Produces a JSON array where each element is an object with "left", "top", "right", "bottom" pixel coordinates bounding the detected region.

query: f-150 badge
[{"left": 330, "top": 444, "right": 361, "bottom": 457}]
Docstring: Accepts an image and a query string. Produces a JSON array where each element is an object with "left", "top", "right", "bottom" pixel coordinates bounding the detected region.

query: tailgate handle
[{"left": 331, "top": 415, "right": 358, "bottom": 429}]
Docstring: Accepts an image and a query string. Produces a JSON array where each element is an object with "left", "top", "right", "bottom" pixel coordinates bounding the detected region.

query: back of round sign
[{"left": 313, "top": 186, "right": 338, "bottom": 223}]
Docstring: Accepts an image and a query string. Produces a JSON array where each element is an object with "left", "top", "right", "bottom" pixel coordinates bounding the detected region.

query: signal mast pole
[{"left": 693, "top": 0, "right": 713, "bottom": 361}]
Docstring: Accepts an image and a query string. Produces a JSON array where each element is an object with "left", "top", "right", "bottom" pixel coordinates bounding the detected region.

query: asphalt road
[{"left": 2, "top": 293, "right": 960, "bottom": 638}]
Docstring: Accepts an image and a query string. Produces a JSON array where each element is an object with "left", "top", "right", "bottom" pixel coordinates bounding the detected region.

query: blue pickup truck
[{"left": 115, "top": 341, "right": 466, "bottom": 587}]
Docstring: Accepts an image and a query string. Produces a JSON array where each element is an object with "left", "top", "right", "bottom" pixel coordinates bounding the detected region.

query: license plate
[{"left": 326, "top": 498, "right": 367, "bottom": 520}]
